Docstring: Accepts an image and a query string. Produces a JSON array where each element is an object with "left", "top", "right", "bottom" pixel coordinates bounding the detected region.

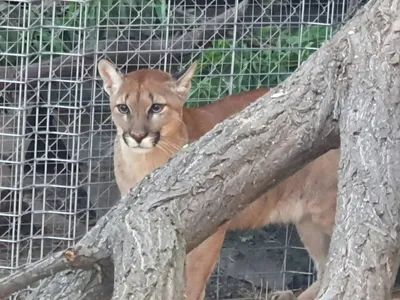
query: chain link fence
[{"left": 0, "top": 0, "right": 364, "bottom": 298}]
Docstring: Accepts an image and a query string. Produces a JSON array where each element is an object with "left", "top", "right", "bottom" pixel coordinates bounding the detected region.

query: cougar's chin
[{"left": 129, "top": 147, "right": 154, "bottom": 154}]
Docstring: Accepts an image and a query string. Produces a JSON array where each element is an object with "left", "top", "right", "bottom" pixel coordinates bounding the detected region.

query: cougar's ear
[
  {"left": 98, "top": 59, "right": 124, "bottom": 96},
  {"left": 172, "top": 62, "right": 197, "bottom": 99}
]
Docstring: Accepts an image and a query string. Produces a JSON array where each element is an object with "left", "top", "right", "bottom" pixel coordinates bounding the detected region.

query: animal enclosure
[{"left": 0, "top": 0, "right": 363, "bottom": 299}]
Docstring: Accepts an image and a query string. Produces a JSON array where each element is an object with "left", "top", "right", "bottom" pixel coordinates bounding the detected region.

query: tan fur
[
  {"left": 98, "top": 60, "right": 193, "bottom": 195},
  {"left": 184, "top": 150, "right": 338, "bottom": 300},
  {"left": 98, "top": 60, "right": 397, "bottom": 300}
]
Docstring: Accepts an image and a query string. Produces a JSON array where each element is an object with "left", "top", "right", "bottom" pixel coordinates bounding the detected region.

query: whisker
[
  {"left": 156, "top": 143, "right": 175, "bottom": 157},
  {"left": 161, "top": 139, "right": 184, "bottom": 152},
  {"left": 162, "top": 135, "right": 188, "bottom": 147},
  {"left": 160, "top": 131, "right": 188, "bottom": 142},
  {"left": 161, "top": 140, "right": 181, "bottom": 152},
  {"left": 158, "top": 142, "right": 178, "bottom": 156},
  {"left": 155, "top": 144, "right": 169, "bottom": 156}
]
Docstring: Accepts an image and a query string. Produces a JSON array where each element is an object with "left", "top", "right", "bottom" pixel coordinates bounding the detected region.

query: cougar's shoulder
[{"left": 183, "top": 88, "right": 269, "bottom": 142}]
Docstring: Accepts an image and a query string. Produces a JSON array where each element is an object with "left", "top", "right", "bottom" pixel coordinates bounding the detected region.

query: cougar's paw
[{"left": 269, "top": 290, "right": 297, "bottom": 300}]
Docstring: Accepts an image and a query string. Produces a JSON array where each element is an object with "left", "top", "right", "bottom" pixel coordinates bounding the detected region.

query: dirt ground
[
  {"left": 205, "top": 273, "right": 307, "bottom": 300},
  {"left": 204, "top": 225, "right": 314, "bottom": 300},
  {"left": 205, "top": 224, "right": 400, "bottom": 300}
]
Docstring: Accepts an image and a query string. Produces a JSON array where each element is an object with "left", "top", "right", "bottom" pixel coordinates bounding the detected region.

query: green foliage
[
  {"left": 0, "top": 0, "right": 167, "bottom": 66},
  {"left": 0, "top": 2, "right": 337, "bottom": 107},
  {"left": 187, "top": 25, "right": 337, "bottom": 107}
]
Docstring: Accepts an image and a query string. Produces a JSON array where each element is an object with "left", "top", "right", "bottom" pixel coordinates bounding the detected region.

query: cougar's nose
[{"left": 130, "top": 132, "right": 147, "bottom": 143}]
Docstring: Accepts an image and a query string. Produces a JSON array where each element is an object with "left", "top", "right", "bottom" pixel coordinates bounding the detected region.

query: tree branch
[
  {"left": 0, "top": 0, "right": 364, "bottom": 298},
  {"left": 0, "top": 0, "right": 399, "bottom": 299},
  {"left": 0, "top": 11, "right": 343, "bottom": 298},
  {"left": 0, "top": 246, "right": 109, "bottom": 298},
  {"left": 315, "top": 0, "right": 400, "bottom": 298}
]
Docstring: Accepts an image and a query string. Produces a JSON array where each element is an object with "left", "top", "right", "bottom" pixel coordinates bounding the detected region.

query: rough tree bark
[
  {"left": 0, "top": 0, "right": 400, "bottom": 299},
  {"left": 0, "top": 16, "right": 342, "bottom": 300},
  {"left": 18, "top": 52, "right": 339, "bottom": 298},
  {"left": 315, "top": 0, "right": 400, "bottom": 299}
]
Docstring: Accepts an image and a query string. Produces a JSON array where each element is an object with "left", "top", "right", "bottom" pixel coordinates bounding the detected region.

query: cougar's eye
[
  {"left": 117, "top": 104, "right": 129, "bottom": 114},
  {"left": 150, "top": 104, "right": 164, "bottom": 114}
]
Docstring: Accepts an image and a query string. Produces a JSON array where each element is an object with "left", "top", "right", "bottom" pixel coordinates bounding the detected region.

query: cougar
[{"left": 98, "top": 59, "right": 341, "bottom": 300}]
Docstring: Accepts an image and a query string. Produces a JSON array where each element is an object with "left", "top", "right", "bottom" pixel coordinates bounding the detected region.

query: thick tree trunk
[
  {"left": 2, "top": 0, "right": 400, "bottom": 299},
  {"left": 2, "top": 22, "right": 342, "bottom": 299},
  {"left": 316, "top": 0, "right": 400, "bottom": 299},
  {"left": 20, "top": 65, "right": 339, "bottom": 299}
]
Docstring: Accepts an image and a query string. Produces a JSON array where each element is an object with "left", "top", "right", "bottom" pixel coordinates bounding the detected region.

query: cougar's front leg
[
  {"left": 269, "top": 219, "right": 331, "bottom": 300},
  {"left": 184, "top": 226, "right": 227, "bottom": 300}
]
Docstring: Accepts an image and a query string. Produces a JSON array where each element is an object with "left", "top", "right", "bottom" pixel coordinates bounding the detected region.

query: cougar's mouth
[{"left": 122, "top": 132, "right": 161, "bottom": 150}]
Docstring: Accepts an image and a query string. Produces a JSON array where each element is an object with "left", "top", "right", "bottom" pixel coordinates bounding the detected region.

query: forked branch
[
  {"left": 0, "top": 12, "right": 342, "bottom": 297},
  {"left": 1, "top": 0, "right": 400, "bottom": 299},
  {"left": 0, "top": 246, "right": 109, "bottom": 298}
]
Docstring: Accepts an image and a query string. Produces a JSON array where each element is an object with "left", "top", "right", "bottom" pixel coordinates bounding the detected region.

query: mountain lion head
[{"left": 98, "top": 59, "right": 197, "bottom": 154}]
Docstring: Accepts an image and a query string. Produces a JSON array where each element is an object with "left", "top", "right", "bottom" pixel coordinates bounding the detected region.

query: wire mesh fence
[{"left": 0, "top": 0, "right": 364, "bottom": 299}]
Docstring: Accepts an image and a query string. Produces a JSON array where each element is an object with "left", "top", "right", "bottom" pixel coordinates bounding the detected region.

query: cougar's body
[{"left": 99, "top": 59, "right": 339, "bottom": 300}]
